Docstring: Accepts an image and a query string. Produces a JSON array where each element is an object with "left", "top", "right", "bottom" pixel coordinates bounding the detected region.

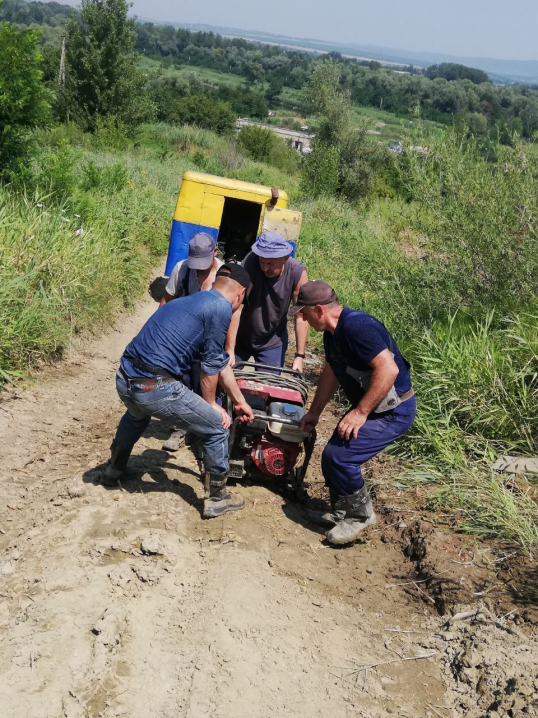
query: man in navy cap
[
  {"left": 226, "top": 231, "right": 309, "bottom": 373},
  {"left": 160, "top": 232, "right": 224, "bottom": 451},
  {"left": 291, "top": 281, "right": 416, "bottom": 546},
  {"left": 103, "top": 264, "right": 255, "bottom": 519}
]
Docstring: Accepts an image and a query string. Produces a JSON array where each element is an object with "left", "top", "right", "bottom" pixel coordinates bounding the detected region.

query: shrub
[{"left": 170, "top": 95, "right": 236, "bottom": 135}]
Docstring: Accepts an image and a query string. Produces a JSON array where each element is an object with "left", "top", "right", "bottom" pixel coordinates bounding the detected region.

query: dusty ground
[{"left": 1, "top": 279, "right": 537, "bottom": 718}]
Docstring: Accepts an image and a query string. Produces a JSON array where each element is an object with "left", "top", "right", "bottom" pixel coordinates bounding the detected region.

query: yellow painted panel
[
  {"left": 172, "top": 181, "right": 205, "bottom": 224},
  {"left": 261, "top": 206, "right": 303, "bottom": 242},
  {"left": 173, "top": 173, "right": 289, "bottom": 227},
  {"left": 182, "top": 171, "right": 289, "bottom": 203},
  {"left": 200, "top": 191, "right": 225, "bottom": 229}
]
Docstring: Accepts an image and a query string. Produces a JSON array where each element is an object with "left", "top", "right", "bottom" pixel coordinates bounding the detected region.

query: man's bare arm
[
  {"left": 299, "top": 363, "right": 339, "bottom": 432},
  {"left": 225, "top": 305, "right": 243, "bottom": 366},
  {"left": 159, "top": 291, "right": 175, "bottom": 307},
  {"left": 291, "top": 270, "right": 309, "bottom": 372}
]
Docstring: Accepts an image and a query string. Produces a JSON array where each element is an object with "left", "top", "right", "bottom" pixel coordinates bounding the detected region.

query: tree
[
  {"left": 0, "top": 12, "right": 51, "bottom": 176},
  {"left": 170, "top": 94, "right": 235, "bottom": 134},
  {"left": 426, "top": 63, "right": 490, "bottom": 85},
  {"left": 60, "top": 0, "right": 151, "bottom": 129}
]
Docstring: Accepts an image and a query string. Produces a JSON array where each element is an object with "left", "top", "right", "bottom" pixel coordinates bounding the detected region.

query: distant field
[{"left": 138, "top": 56, "right": 246, "bottom": 87}]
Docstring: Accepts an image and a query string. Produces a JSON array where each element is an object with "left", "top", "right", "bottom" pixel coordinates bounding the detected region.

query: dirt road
[{"left": 1, "top": 284, "right": 536, "bottom": 718}]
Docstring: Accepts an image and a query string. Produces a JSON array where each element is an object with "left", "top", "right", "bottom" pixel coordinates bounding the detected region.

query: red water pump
[
  {"left": 250, "top": 437, "right": 301, "bottom": 476},
  {"left": 225, "top": 363, "right": 317, "bottom": 498}
]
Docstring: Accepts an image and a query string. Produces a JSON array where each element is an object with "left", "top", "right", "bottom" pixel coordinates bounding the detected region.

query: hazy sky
[{"left": 129, "top": 0, "right": 537, "bottom": 61}]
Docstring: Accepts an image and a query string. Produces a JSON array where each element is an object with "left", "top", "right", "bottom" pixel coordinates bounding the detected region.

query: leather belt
[
  {"left": 119, "top": 366, "right": 176, "bottom": 393},
  {"left": 399, "top": 388, "right": 414, "bottom": 402}
]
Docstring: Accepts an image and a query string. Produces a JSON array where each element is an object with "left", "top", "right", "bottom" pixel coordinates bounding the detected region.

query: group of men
[{"left": 103, "top": 230, "right": 416, "bottom": 546}]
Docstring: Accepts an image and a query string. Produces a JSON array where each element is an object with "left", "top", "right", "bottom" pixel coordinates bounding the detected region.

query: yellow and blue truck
[{"left": 164, "top": 171, "right": 302, "bottom": 276}]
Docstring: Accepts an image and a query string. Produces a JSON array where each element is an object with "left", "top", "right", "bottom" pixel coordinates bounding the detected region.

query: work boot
[
  {"left": 325, "top": 485, "right": 377, "bottom": 545},
  {"left": 163, "top": 429, "right": 186, "bottom": 452},
  {"left": 202, "top": 474, "right": 244, "bottom": 519},
  {"left": 304, "top": 488, "right": 339, "bottom": 527},
  {"left": 101, "top": 442, "right": 132, "bottom": 487}
]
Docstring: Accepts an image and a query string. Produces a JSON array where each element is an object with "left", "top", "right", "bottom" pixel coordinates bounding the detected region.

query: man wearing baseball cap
[
  {"left": 159, "top": 232, "right": 224, "bottom": 451},
  {"left": 226, "top": 231, "right": 309, "bottom": 373},
  {"left": 102, "top": 263, "right": 255, "bottom": 520},
  {"left": 160, "top": 232, "right": 223, "bottom": 306},
  {"left": 291, "top": 281, "right": 416, "bottom": 545}
]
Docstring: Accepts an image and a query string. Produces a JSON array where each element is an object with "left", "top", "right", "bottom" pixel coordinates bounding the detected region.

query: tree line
[{"left": 3, "top": 0, "right": 538, "bottom": 140}]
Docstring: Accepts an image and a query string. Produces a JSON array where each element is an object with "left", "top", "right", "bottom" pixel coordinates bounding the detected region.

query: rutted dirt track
[{"left": 1, "top": 282, "right": 537, "bottom": 718}]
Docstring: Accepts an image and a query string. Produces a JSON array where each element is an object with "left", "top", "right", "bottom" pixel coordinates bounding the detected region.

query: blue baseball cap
[
  {"left": 251, "top": 231, "right": 293, "bottom": 259},
  {"left": 188, "top": 232, "right": 216, "bottom": 269}
]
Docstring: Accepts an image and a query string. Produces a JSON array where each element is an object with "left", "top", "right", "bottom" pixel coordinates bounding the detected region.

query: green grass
[
  {"left": 298, "top": 199, "right": 538, "bottom": 554},
  {"left": 0, "top": 122, "right": 299, "bottom": 382},
  {"left": 138, "top": 56, "right": 247, "bottom": 88}
]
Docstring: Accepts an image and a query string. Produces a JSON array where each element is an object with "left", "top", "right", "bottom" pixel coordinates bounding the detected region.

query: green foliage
[
  {"left": 0, "top": 19, "right": 51, "bottom": 176},
  {"left": 401, "top": 126, "right": 538, "bottom": 310},
  {"left": 238, "top": 125, "right": 274, "bottom": 161},
  {"left": 297, "top": 191, "right": 538, "bottom": 551},
  {"left": 169, "top": 94, "right": 235, "bottom": 134},
  {"left": 60, "top": 0, "right": 153, "bottom": 130},
  {"left": 301, "top": 62, "right": 396, "bottom": 202},
  {"left": 237, "top": 125, "right": 298, "bottom": 173},
  {"left": 5, "top": 0, "right": 538, "bottom": 141},
  {"left": 426, "top": 62, "right": 491, "bottom": 84}
]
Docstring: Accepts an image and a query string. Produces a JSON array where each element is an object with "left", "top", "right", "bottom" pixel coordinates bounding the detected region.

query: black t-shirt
[{"left": 324, "top": 308, "right": 411, "bottom": 407}]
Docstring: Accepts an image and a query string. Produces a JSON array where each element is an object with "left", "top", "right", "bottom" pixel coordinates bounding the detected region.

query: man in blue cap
[
  {"left": 226, "top": 231, "right": 309, "bottom": 373},
  {"left": 160, "top": 232, "right": 224, "bottom": 451}
]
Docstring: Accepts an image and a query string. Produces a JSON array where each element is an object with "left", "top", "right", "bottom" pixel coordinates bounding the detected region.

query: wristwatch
[{"left": 295, "top": 353, "right": 305, "bottom": 359}]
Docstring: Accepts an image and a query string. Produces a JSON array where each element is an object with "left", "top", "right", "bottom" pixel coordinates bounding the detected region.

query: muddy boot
[
  {"left": 163, "top": 429, "right": 186, "bottom": 452},
  {"left": 202, "top": 474, "right": 244, "bottom": 519},
  {"left": 304, "top": 489, "right": 339, "bottom": 527},
  {"left": 101, "top": 442, "right": 132, "bottom": 487},
  {"left": 325, "top": 485, "right": 377, "bottom": 545}
]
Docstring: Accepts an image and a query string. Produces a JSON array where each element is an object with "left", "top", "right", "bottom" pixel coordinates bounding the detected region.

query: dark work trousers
[
  {"left": 235, "top": 332, "right": 288, "bottom": 375},
  {"left": 181, "top": 359, "right": 201, "bottom": 395},
  {"left": 321, "top": 396, "right": 417, "bottom": 496}
]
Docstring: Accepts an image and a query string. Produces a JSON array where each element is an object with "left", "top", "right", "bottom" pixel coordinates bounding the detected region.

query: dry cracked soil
[{"left": 1, "top": 275, "right": 537, "bottom": 718}]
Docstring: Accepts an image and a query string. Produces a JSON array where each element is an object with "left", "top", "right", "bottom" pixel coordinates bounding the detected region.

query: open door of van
[{"left": 260, "top": 206, "right": 302, "bottom": 251}]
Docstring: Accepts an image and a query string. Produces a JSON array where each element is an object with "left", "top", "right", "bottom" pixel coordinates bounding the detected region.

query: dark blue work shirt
[
  {"left": 323, "top": 308, "right": 411, "bottom": 408},
  {"left": 121, "top": 289, "right": 232, "bottom": 379}
]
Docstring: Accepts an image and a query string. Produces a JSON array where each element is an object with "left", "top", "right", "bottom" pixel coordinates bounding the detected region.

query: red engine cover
[
  {"left": 237, "top": 378, "right": 303, "bottom": 405},
  {"left": 250, "top": 438, "right": 301, "bottom": 476}
]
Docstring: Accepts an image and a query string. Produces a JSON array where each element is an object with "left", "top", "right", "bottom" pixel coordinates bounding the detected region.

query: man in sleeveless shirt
[
  {"left": 226, "top": 232, "right": 309, "bottom": 373},
  {"left": 160, "top": 232, "right": 223, "bottom": 451},
  {"left": 291, "top": 281, "right": 416, "bottom": 546}
]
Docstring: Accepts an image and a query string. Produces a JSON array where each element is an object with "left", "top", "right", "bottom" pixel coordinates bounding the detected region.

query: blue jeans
[
  {"left": 114, "top": 370, "right": 229, "bottom": 475},
  {"left": 235, "top": 332, "right": 288, "bottom": 374},
  {"left": 321, "top": 396, "right": 416, "bottom": 496}
]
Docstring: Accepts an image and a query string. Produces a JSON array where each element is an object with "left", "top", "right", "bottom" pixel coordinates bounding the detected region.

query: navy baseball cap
[
  {"left": 188, "top": 232, "right": 216, "bottom": 270},
  {"left": 251, "top": 231, "right": 293, "bottom": 259}
]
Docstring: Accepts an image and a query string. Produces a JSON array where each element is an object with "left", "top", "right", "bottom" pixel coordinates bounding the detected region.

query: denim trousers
[
  {"left": 321, "top": 396, "right": 417, "bottom": 496},
  {"left": 114, "top": 370, "right": 229, "bottom": 475}
]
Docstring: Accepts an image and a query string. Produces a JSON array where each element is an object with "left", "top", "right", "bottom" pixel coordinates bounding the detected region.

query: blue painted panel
[{"left": 165, "top": 221, "right": 219, "bottom": 277}]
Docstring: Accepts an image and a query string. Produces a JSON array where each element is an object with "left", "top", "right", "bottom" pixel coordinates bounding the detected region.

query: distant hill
[{"left": 139, "top": 19, "right": 538, "bottom": 85}]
